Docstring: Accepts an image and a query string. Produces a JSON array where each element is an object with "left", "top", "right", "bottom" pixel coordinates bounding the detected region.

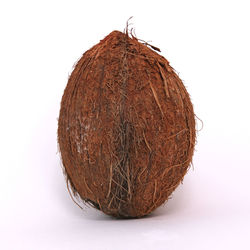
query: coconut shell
[{"left": 58, "top": 30, "right": 196, "bottom": 218}]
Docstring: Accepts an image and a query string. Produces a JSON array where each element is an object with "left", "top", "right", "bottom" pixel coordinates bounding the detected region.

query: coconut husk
[{"left": 58, "top": 30, "right": 196, "bottom": 218}]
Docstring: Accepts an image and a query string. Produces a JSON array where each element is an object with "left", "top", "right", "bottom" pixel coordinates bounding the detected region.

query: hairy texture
[{"left": 58, "top": 31, "right": 196, "bottom": 218}]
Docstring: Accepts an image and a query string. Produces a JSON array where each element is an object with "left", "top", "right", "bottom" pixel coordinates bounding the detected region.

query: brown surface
[{"left": 58, "top": 30, "right": 196, "bottom": 218}]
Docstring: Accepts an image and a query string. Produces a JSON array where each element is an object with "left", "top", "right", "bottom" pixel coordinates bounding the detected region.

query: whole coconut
[{"left": 58, "top": 30, "right": 196, "bottom": 218}]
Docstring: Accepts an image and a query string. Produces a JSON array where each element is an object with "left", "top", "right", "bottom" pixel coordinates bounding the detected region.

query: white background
[{"left": 1, "top": 0, "right": 250, "bottom": 249}]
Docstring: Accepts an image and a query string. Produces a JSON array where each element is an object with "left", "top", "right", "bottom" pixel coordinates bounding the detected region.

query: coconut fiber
[{"left": 58, "top": 30, "right": 196, "bottom": 218}]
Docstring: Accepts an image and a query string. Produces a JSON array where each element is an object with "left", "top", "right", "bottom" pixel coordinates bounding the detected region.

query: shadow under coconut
[
  {"left": 55, "top": 154, "right": 193, "bottom": 221},
  {"left": 55, "top": 169, "right": 192, "bottom": 221}
]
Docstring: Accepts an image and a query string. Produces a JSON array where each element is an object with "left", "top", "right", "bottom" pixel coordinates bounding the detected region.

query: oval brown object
[{"left": 58, "top": 31, "right": 196, "bottom": 218}]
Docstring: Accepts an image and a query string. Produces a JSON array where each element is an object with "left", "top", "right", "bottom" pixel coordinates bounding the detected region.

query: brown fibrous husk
[{"left": 58, "top": 30, "right": 196, "bottom": 218}]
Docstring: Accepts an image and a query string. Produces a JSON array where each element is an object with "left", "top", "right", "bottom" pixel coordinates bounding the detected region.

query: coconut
[{"left": 58, "top": 30, "right": 196, "bottom": 218}]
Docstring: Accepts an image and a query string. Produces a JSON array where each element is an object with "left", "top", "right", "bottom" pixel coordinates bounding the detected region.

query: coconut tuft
[{"left": 58, "top": 29, "right": 196, "bottom": 218}]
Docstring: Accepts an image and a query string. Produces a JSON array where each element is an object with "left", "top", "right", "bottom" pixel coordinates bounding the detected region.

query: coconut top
[{"left": 86, "top": 30, "right": 172, "bottom": 74}]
